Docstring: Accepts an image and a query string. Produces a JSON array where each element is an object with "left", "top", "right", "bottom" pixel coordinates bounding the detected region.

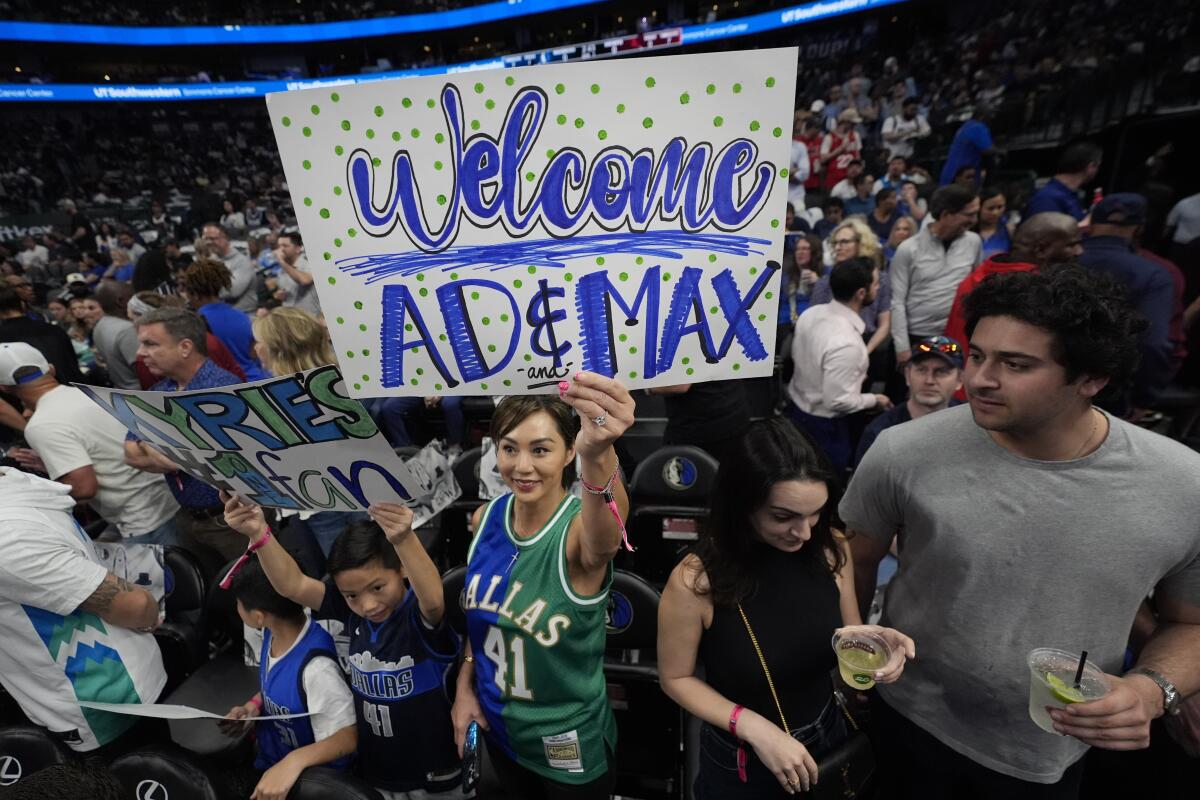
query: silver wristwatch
[{"left": 1127, "top": 667, "right": 1181, "bottom": 716}]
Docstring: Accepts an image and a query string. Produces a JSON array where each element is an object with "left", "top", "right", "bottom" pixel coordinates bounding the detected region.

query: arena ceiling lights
[{"left": 0, "top": 0, "right": 908, "bottom": 103}]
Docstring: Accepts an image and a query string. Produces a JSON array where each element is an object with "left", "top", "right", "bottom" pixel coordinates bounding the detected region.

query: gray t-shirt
[
  {"left": 840, "top": 404, "right": 1200, "bottom": 783},
  {"left": 91, "top": 315, "right": 140, "bottom": 390},
  {"left": 276, "top": 254, "right": 322, "bottom": 318}
]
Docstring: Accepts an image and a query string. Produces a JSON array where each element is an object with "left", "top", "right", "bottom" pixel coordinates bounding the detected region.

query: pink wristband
[{"left": 729, "top": 704, "right": 745, "bottom": 738}]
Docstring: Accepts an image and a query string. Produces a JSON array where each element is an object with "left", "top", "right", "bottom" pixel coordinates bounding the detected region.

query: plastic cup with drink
[
  {"left": 1027, "top": 648, "right": 1109, "bottom": 733},
  {"left": 832, "top": 630, "right": 891, "bottom": 690}
]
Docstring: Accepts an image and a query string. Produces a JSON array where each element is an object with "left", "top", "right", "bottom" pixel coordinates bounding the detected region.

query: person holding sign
[
  {"left": 453, "top": 372, "right": 634, "bottom": 799},
  {"left": 222, "top": 495, "right": 463, "bottom": 799}
]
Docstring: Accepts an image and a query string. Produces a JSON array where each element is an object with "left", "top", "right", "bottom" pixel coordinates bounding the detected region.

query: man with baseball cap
[
  {"left": 1079, "top": 193, "right": 1176, "bottom": 410},
  {"left": 853, "top": 335, "right": 964, "bottom": 467},
  {"left": 0, "top": 342, "right": 178, "bottom": 544}
]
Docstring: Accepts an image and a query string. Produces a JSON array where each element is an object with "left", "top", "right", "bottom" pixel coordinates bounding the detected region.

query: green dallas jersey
[{"left": 463, "top": 492, "right": 617, "bottom": 783}]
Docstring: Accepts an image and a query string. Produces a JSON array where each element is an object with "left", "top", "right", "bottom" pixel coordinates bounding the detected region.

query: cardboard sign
[
  {"left": 267, "top": 48, "right": 797, "bottom": 396},
  {"left": 76, "top": 365, "right": 431, "bottom": 511}
]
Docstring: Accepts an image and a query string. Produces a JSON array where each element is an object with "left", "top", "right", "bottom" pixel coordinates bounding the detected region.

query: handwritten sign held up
[
  {"left": 267, "top": 48, "right": 797, "bottom": 396},
  {"left": 77, "top": 365, "right": 431, "bottom": 512}
]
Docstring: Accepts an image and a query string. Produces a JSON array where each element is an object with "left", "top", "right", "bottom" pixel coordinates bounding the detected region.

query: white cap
[
  {"left": 810, "top": 99, "right": 826, "bottom": 113},
  {"left": 0, "top": 342, "right": 51, "bottom": 385}
]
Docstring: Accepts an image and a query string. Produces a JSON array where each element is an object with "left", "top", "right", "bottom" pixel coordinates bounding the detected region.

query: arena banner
[
  {"left": 75, "top": 365, "right": 436, "bottom": 514},
  {"left": 267, "top": 47, "right": 797, "bottom": 396}
]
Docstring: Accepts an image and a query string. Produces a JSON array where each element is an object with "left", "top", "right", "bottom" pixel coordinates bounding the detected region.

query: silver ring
[{"left": 591, "top": 414, "right": 608, "bottom": 427}]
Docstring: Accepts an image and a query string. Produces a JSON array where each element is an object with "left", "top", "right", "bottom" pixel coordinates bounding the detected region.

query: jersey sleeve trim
[{"left": 555, "top": 502, "right": 611, "bottom": 607}]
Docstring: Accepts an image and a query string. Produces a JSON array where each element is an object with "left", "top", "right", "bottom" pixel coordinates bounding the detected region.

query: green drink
[{"left": 832, "top": 631, "right": 891, "bottom": 690}]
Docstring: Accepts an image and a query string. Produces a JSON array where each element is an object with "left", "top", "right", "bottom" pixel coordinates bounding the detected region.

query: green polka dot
[
  {"left": 402, "top": 97, "right": 412, "bottom": 108},
  {"left": 713, "top": 116, "right": 724, "bottom": 127},
  {"left": 706, "top": 83, "right": 716, "bottom": 95},
  {"left": 348, "top": 228, "right": 357, "bottom": 238},
  {"left": 619, "top": 272, "right": 628, "bottom": 281},
  {"left": 732, "top": 82, "right": 743, "bottom": 93},
  {"left": 404, "top": 324, "right": 413, "bottom": 332},
  {"left": 523, "top": 354, "right": 532, "bottom": 362},
  {"left": 331, "top": 92, "right": 340, "bottom": 101},
  {"left": 686, "top": 367, "right": 694, "bottom": 376},
  {"left": 708, "top": 254, "right": 717, "bottom": 263},
  {"left": 416, "top": 368, "right": 425, "bottom": 376},
  {"left": 333, "top": 238, "right": 343, "bottom": 247},
  {"left": 597, "top": 130, "right": 607, "bottom": 141},
  {"left": 679, "top": 92, "right": 690, "bottom": 105},
  {"left": 334, "top": 145, "right": 344, "bottom": 155},
  {"left": 481, "top": 316, "right": 491, "bottom": 326},
  {"left": 410, "top": 379, "right": 418, "bottom": 386},
  {"left": 710, "top": 306, "right": 719, "bottom": 315},
  {"left": 682, "top": 356, "right": 691, "bottom": 365},
  {"left": 555, "top": 83, "right": 565, "bottom": 95},
  {"left": 527, "top": 266, "right": 536, "bottom": 274},
  {"left": 474, "top": 82, "right": 485, "bottom": 94},
  {"left": 471, "top": 291, "right": 481, "bottom": 301},
  {"left": 354, "top": 383, "right": 361, "bottom": 390},
  {"left": 346, "top": 350, "right": 354, "bottom": 358},
  {"left": 629, "top": 346, "right": 638, "bottom": 355},
  {"left": 372, "top": 157, "right": 381, "bottom": 167},
  {"left": 435, "top": 383, "right": 443, "bottom": 391},
  {"left": 749, "top": 120, "right": 761, "bottom": 132},
  {"left": 327, "top": 276, "right": 336, "bottom": 285},
  {"left": 323, "top": 252, "right": 331, "bottom": 261},
  {"left": 485, "top": 99, "right": 495, "bottom": 110},
  {"left": 770, "top": 219, "right": 780, "bottom": 228},
  {"left": 410, "top": 128, "right": 420, "bottom": 138},
  {"left": 505, "top": 76, "right": 514, "bottom": 86},
  {"left": 663, "top": 272, "right": 671, "bottom": 281},
  {"left": 434, "top": 133, "right": 444, "bottom": 143},
  {"left": 758, "top": 314, "right": 767, "bottom": 322},
  {"left": 426, "top": 99, "right": 435, "bottom": 108},
  {"left": 354, "top": 301, "right": 363, "bottom": 309},
  {"left": 450, "top": 273, "right": 459, "bottom": 280},
  {"left": 439, "top": 334, "right": 447, "bottom": 342},
  {"left": 319, "top": 207, "right": 329, "bottom": 218},
  {"left": 500, "top": 313, "right": 509, "bottom": 322},
  {"left": 487, "top": 344, "right": 496, "bottom": 353},
  {"left": 436, "top": 195, "right": 447, "bottom": 205},
  {"left": 366, "top": 128, "right": 375, "bottom": 139},
  {"left": 564, "top": 273, "right": 573, "bottom": 282},
  {"left": 590, "top": 83, "right": 600, "bottom": 94},
  {"left": 335, "top": 316, "right": 344, "bottom": 324},
  {"left": 618, "top": 333, "right": 628, "bottom": 343},
  {"left": 642, "top": 117, "right": 653, "bottom": 129},
  {"left": 435, "top": 161, "right": 444, "bottom": 171},
  {"left": 779, "top": 167, "right": 789, "bottom": 178},
  {"left": 628, "top": 371, "right": 638, "bottom": 379},
  {"left": 591, "top": 257, "right": 603, "bottom": 266},
  {"left": 340, "top": 120, "right": 351, "bottom": 131},
  {"left": 302, "top": 160, "right": 312, "bottom": 170},
  {"left": 470, "top": 120, "right": 481, "bottom": 131},
  {"left": 416, "top": 274, "right": 424, "bottom": 282},
  {"left": 733, "top": 363, "right": 741, "bottom": 371},
  {"left": 302, "top": 126, "right": 312, "bottom": 137},
  {"left": 556, "top": 114, "right": 567, "bottom": 125},
  {"left": 503, "top": 379, "right": 512, "bottom": 387},
  {"left": 750, "top": 267, "right": 759, "bottom": 275},
  {"left": 525, "top": 171, "right": 535, "bottom": 182},
  {"left": 772, "top": 127, "right": 783, "bottom": 138},
  {"left": 513, "top": 279, "right": 522, "bottom": 288},
  {"left": 616, "top": 103, "right": 625, "bottom": 114},
  {"left": 410, "top": 347, "right": 418, "bottom": 354},
  {"left": 644, "top": 77, "right": 655, "bottom": 88},
  {"left": 545, "top": 148, "right": 555, "bottom": 158},
  {"left": 334, "top": 186, "right": 343, "bottom": 196},
  {"left": 635, "top": 256, "right": 644, "bottom": 265},
  {"left": 281, "top": 116, "right": 291, "bottom": 127},
  {"left": 358, "top": 324, "right": 367, "bottom": 332},
  {"left": 574, "top": 118, "right": 585, "bottom": 129},
  {"left": 363, "top": 350, "right": 371, "bottom": 357},
  {"left": 481, "top": 382, "right": 489, "bottom": 390},
  {"left": 766, "top": 76, "right": 776, "bottom": 88},
  {"left": 419, "top": 287, "right": 429, "bottom": 297},
  {"left": 373, "top": 105, "right": 384, "bottom": 117},
  {"left": 303, "top": 197, "right": 312, "bottom": 207},
  {"left": 765, "top": 291, "right": 774, "bottom": 300}
]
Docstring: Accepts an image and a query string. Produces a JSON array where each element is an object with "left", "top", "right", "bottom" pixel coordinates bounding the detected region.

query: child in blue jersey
[
  {"left": 221, "top": 557, "right": 357, "bottom": 800},
  {"left": 222, "top": 494, "right": 465, "bottom": 799}
]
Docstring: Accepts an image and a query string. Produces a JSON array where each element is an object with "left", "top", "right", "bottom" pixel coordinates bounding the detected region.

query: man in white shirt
[
  {"left": 787, "top": 257, "right": 893, "bottom": 473},
  {"left": 0, "top": 342, "right": 179, "bottom": 544},
  {"left": 788, "top": 112, "right": 812, "bottom": 211},
  {"left": 829, "top": 158, "right": 865, "bottom": 201},
  {"left": 1165, "top": 191, "right": 1200, "bottom": 246},
  {"left": 273, "top": 230, "right": 322, "bottom": 318},
  {"left": 0, "top": 466, "right": 166, "bottom": 755},
  {"left": 881, "top": 98, "right": 931, "bottom": 160},
  {"left": 16, "top": 235, "right": 49, "bottom": 280}
]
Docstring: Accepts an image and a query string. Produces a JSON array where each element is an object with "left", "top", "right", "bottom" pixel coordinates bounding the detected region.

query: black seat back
[
  {"left": 606, "top": 570, "right": 661, "bottom": 651},
  {"left": 451, "top": 447, "right": 482, "bottom": 506},
  {"left": 289, "top": 766, "right": 384, "bottom": 799},
  {"left": 0, "top": 724, "right": 70, "bottom": 788},
  {"left": 162, "top": 546, "right": 207, "bottom": 630},
  {"left": 109, "top": 746, "right": 221, "bottom": 800},
  {"left": 441, "top": 565, "right": 468, "bottom": 637}
]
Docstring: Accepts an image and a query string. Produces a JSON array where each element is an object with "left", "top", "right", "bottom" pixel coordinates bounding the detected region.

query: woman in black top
[{"left": 658, "top": 419, "right": 914, "bottom": 797}]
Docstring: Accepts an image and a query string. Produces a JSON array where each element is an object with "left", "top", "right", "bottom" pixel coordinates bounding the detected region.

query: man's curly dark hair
[{"left": 963, "top": 265, "right": 1147, "bottom": 399}]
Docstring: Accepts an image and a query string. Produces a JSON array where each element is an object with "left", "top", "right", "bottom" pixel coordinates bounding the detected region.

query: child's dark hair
[
  {"left": 229, "top": 557, "right": 305, "bottom": 622},
  {"left": 327, "top": 519, "right": 403, "bottom": 576}
]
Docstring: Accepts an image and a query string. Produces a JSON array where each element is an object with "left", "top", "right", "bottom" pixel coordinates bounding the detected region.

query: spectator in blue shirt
[
  {"left": 1078, "top": 194, "right": 1176, "bottom": 412},
  {"left": 939, "top": 111, "right": 1001, "bottom": 186},
  {"left": 844, "top": 173, "right": 878, "bottom": 218},
  {"left": 975, "top": 187, "right": 1016, "bottom": 259},
  {"left": 123, "top": 307, "right": 244, "bottom": 571},
  {"left": 1024, "top": 141, "right": 1102, "bottom": 221},
  {"left": 180, "top": 258, "right": 266, "bottom": 381}
]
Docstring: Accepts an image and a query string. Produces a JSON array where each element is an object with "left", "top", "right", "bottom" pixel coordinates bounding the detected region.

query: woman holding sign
[{"left": 453, "top": 372, "right": 634, "bottom": 799}]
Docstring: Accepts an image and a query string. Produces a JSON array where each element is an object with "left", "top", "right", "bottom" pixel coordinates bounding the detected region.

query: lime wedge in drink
[{"left": 1045, "top": 673, "right": 1086, "bottom": 704}]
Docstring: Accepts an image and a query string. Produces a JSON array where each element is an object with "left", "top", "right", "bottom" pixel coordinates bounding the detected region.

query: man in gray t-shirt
[
  {"left": 272, "top": 230, "right": 322, "bottom": 318},
  {"left": 842, "top": 267, "right": 1200, "bottom": 797}
]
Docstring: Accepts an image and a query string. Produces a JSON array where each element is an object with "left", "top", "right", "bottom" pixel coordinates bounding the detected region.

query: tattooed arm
[{"left": 77, "top": 573, "right": 159, "bottom": 630}]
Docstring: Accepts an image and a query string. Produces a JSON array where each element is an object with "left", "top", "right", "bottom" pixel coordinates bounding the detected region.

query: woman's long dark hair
[{"left": 690, "top": 418, "right": 844, "bottom": 607}]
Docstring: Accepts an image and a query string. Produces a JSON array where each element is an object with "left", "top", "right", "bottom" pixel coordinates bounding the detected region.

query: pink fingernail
[
  {"left": 558, "top": 381, "right": 570, "bottom": 393},
  {"left": 575, "top": 372, "right": 585, "bottom": 381}
]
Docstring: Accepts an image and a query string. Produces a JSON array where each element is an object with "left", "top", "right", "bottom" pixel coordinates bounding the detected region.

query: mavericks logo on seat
[{"left": 662, "top": 456, "right": 698, "bottom": 491}]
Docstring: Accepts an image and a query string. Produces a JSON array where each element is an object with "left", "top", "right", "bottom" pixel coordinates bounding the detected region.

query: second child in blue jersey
[
  {"left": 221, "top": 557, "right": 357, "bottom": 800},
  {"left": 222, "top": 494, "right": 464, "bottom": 799}
]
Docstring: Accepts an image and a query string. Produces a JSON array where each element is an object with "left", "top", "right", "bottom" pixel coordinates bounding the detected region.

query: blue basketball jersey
[
  {"left": 256, "top": 617, "right": 351, "bottom": 771},
  {"left": 318, "top": 580, "right": 461, "bottom": 792}
]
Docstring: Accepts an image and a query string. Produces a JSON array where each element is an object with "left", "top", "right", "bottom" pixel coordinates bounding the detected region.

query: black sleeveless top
[{"left": 698, "top": 543, "right": 841, "bottom": 730}]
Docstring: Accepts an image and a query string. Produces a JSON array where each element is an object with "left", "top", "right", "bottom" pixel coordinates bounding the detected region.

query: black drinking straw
[{"left": 1073, "top": 650, "right": 1088, "bottom": 689}]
